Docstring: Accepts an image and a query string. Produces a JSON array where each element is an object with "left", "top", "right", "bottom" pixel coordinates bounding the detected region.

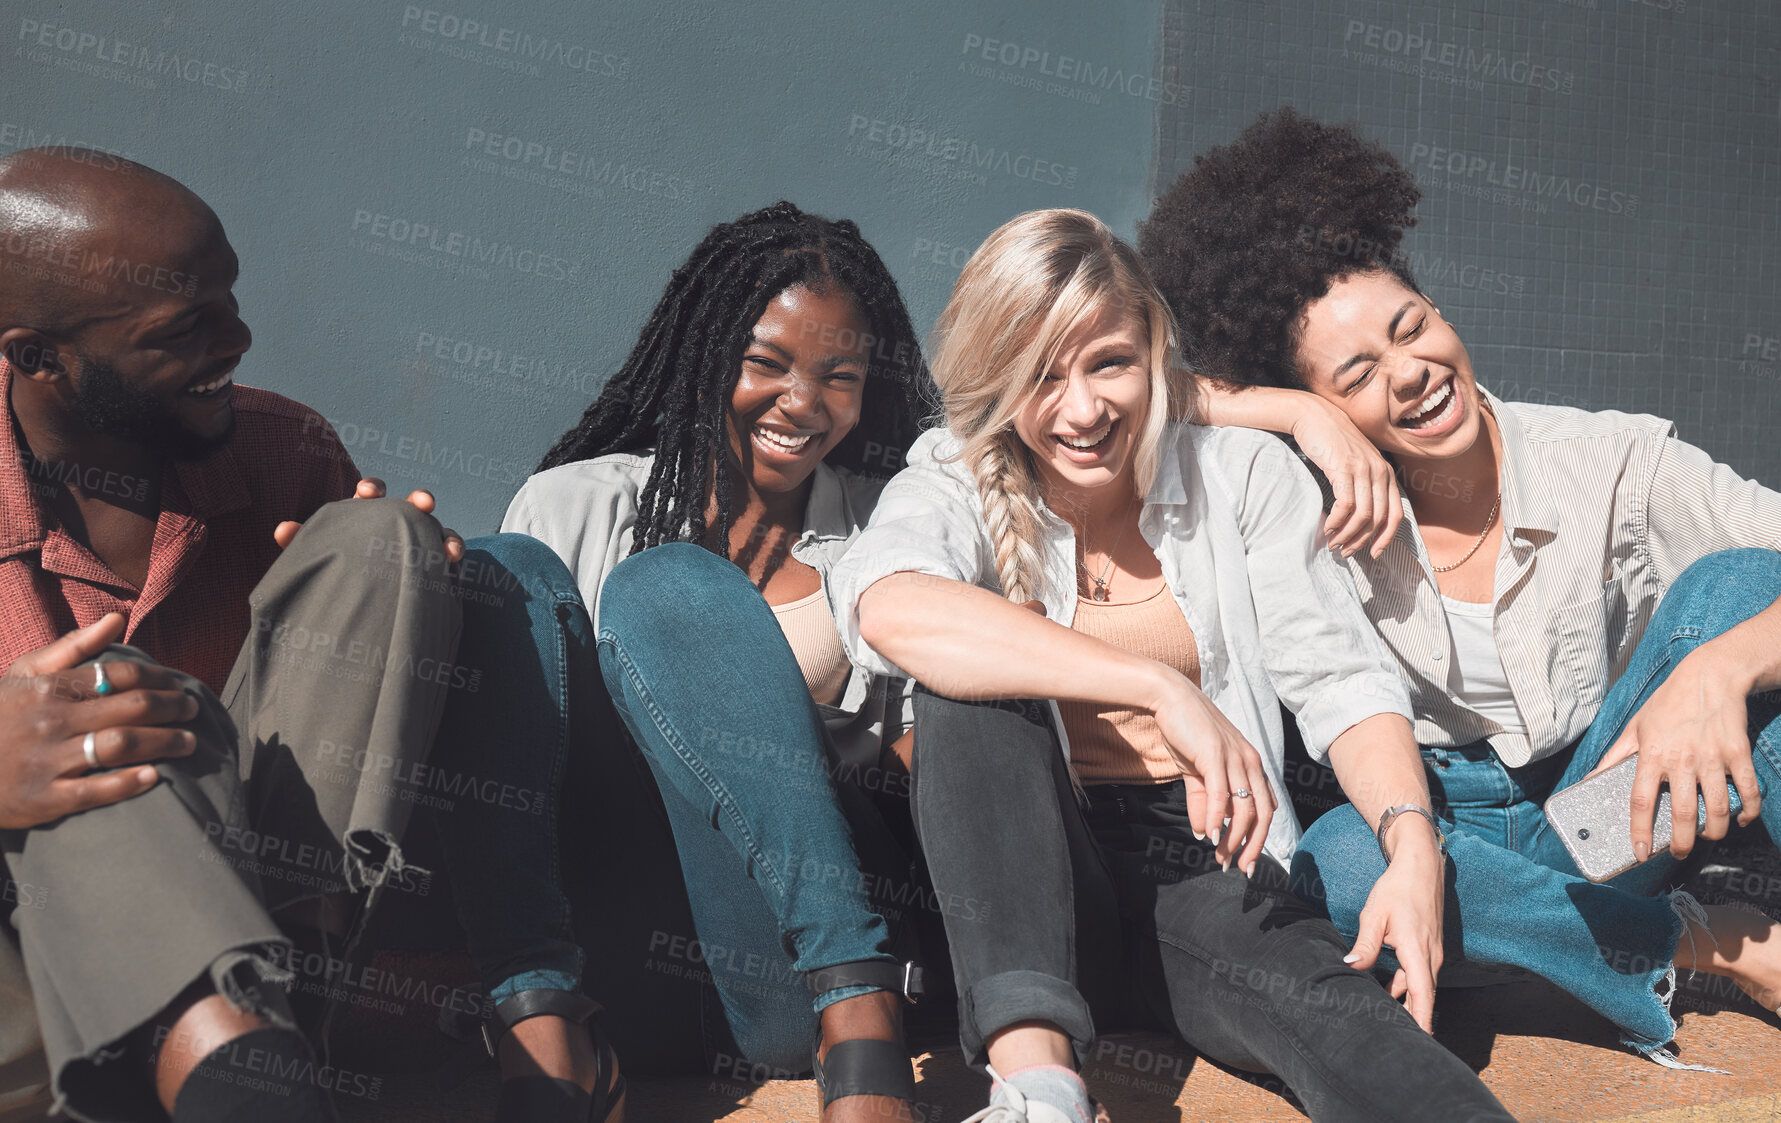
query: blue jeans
[
  {"left": 436, "top": 537, "right": 901, "bottom": 1073},
  {"left": 431, "top": 533, "right": 588, "bottom": 1003},
  {"left": 1295, "top": 549, "right": 1781, "bottom": 1056},
  {"left": 595, "top": 546, "right": 896, "bottom": 1033}
]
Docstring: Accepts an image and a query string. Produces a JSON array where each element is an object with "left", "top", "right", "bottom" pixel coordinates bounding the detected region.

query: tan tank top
[
  {"left": 1057, "top": 582, "right": 1201, "bottom": 784},
  {"left": 770, "top": 588, "right": 851, "bottom": 707}
]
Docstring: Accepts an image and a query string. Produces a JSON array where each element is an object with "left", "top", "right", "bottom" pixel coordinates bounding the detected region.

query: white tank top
[{"left": 1439, "top": 594, "right": 1526, "bottom": 738}]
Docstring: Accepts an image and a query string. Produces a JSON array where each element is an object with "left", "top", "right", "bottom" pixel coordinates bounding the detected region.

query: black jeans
[{"left": 911, "top": 690, "right": 1512, "bottom": 1123}]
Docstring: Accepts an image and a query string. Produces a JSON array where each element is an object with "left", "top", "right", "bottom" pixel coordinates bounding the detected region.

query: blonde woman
[{"left": 827, "top": 211, "right": 1511, "bottom": 1123}]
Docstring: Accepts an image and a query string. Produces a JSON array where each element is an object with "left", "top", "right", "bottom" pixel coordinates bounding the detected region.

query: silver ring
[
  {"left": 1232, "top": 788, "right": 1253, "bottom": 800},
  {"left": 83, "top": 731, "right": 100, "bottom": 769},
  {"left": 92, "top": 662, "right": 113, "bottom": 696}
]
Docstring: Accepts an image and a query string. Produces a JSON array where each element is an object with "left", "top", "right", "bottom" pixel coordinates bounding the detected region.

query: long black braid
[{"left": 537, "top": 201, "right": 932, "bottom": 556}]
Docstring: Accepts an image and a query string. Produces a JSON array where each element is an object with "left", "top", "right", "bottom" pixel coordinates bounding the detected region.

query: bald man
[{"left": 0, "top": 147, "right": 464, "bottom": 1123}]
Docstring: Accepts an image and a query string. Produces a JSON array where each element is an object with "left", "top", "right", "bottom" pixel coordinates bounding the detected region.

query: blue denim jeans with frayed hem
[
  {"left": 435, "top": 536, "right": 897, "bottom": 1072},
  {"left": 1294, "top": 548, "right": 1781, "bottom": 1059}
]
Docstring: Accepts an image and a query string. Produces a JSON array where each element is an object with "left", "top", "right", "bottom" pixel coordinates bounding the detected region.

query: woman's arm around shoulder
[{"left": 1196, "top": 375, "right": 1401, "bottom": 557}]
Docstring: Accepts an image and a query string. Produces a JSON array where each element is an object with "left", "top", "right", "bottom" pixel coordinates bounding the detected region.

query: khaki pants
[{"left": 0, "top": 498, "right": 461, "bottom": 1122}]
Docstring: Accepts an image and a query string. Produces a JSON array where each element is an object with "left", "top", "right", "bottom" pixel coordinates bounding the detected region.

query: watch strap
[{"left": 1375, "top": 803, "right": 1445, "bottom": 862}]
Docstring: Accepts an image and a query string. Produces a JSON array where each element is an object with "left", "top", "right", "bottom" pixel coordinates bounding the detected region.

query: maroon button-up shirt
[{"left": 0, "top": 359, "right": 359, "bottom": 691}]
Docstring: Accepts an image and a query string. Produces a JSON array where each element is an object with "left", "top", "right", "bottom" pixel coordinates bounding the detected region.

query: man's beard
[{"left": 73, "top": 357, "right": 235, "bottom": 461}]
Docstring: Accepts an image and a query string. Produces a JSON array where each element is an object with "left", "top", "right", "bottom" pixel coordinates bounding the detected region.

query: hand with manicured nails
[
  {"left": 1289, "top": 393, "right": 1404, "bottom": 559},
  {"left": 1345, "top": 815, "right": 1446, "bottom": 1034},
  {"left": 1151, "top": 679, "right": 1276, "bottom": 876},
  {"left": 272, "top": 478, "right": 465, "bottom": 562},
  {"left": 1588, "top": 644, "right": 1764, "bottom": 862},
  {"left": 0, "top": 613, "right": 199, "bottom": 829}
]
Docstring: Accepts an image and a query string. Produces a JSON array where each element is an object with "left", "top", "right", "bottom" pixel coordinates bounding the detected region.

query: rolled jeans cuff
[
  {"left": 490, "top": 969, "right": 583, "bottom": 1005},
  {"left": 959, "top": 969, "right": 1095, "bottom": 1070},
  {"left": 812, "top": 984, "right": 876, "bottom": 1014}
]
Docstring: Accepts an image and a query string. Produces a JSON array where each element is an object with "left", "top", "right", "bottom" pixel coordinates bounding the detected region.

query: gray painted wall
[
  {"left": 1157, "top": 0, "right": 1781, "bottom": 483},
  {"left": 5, "top": 1, "right": 1166, "bottom": 530},
  {"left": 7, "top": 1, "right": 1777, "bottom": 529}
]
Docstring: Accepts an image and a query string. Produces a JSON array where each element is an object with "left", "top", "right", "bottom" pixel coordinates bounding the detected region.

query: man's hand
[
  {"left": 273, "top": 478, "right": 464, "bottom": 562},
  {"left": 1344, "top": 816, "right": 1446, "bottom": 1033},
  {"left": 1588, "top": 645, "right": 1762, "bottom": 861},
  {"left": 0, "top": 614, "right": 200, "bottom": 830}
]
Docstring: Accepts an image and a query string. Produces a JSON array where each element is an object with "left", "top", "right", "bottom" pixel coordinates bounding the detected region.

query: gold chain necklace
[{"left": 1429, "top": 494, "right": 1501, "bottom": 573}]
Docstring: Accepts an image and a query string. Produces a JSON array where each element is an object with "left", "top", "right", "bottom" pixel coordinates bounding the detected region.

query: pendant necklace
[{"left": 1079, "top": 516, "right": 1129, "bottom": 602}]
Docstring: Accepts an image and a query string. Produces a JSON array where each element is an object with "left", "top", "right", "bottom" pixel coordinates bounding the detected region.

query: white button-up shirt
[
  {"left": 502, "top": 453, "right": 910, "bottom": 769},
  {"left": 1345, "top": 389, "right": 1781, "bottom": 766},
  {"left": 828, "top": 422, "right": 1413, "bottom": 863}
]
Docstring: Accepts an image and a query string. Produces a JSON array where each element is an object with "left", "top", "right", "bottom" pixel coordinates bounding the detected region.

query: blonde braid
[{"left": 973, "top": 435, "right": 1047, "bottom": 604}]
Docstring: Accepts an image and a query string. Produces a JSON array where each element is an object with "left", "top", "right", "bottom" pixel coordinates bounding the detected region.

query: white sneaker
[{"left": 958, "top": 1065, "right": 1095, "bottom": 1123}]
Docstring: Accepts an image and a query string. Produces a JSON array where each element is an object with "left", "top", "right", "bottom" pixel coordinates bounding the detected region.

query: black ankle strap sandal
[
  {"left": 485, "top": 989, "right": 626, "bottom": 1123},
  {"left": 807, "top": 960, "right": 924, "bottom": 1111}
]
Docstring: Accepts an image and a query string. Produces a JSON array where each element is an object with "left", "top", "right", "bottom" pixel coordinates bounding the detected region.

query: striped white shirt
[{"left": 1346, "top": 388, "right": 1781, "bottom": 766}]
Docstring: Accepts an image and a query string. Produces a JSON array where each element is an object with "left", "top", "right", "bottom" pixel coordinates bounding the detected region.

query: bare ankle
[
  {"left": 1681, "top": 904, "right": 1781, "bottom": 1009},
  {"left": 501, "top": 1014, "right": 606, "bottom": 1092},
  {"left": 985, "top": 1021, "right": 1075, "bottom": 1075},
  {"left": 816, "top": 991, "right": 913, "bottom": 1123}
]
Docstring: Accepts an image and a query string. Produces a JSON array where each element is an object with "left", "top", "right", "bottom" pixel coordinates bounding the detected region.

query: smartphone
[{"left": 1544, "top": 755, "right": 1715, "bottom": 883}]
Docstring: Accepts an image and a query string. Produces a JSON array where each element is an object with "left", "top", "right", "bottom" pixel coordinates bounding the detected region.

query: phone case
[{"left": 1545, "top": 755, "right": 1707, "bottom": 882}]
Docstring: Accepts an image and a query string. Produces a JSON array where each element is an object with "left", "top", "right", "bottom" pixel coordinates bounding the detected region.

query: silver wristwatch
[{"left": 1374, "top": 804, "right": 1445, "bottom": 863}]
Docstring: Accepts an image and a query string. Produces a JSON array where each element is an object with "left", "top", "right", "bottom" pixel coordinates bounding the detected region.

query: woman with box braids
[
  {"left": 433, "top": 202, "right": 938, "bottom": 1123},
  {"left": 537, "top": 200, "right": 929, "bottom": 556}
]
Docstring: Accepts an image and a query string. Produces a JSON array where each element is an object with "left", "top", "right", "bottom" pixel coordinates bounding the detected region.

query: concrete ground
[
  {"left": 328, "top": 832, "right": 1781, "bottom": 1123},
  {"left": 14, "top": 832, "right": 1773, "bottom": 1122},
  {"left": 334, "top": 974, "right": 1780, "bottom": 1122}
]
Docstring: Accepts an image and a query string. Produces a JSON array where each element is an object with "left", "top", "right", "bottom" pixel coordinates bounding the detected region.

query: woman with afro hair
[
  {"left": 431, "top": 202, "right": 937, "bottom": 1122},
  {"left": 1139, "top": 107, "right": 1781, "bottom": 1067}
]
